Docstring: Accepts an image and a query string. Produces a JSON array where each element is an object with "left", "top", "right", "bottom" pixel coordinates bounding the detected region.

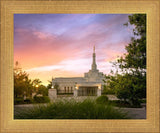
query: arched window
[
  {"left": 68, "top": 87, "right": 69, "bottom": 93},
  {"left": 71, "top": 87, "right": 73, "bottom": 92}
]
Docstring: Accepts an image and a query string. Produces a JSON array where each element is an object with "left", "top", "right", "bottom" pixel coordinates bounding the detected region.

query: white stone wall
[
  {"left": 52, "top": 65, "right": 106, "bottom": 96},
  {"left": 52, "top": 77, "right": 86, "bottom": 91},
  {"left": 49, "top": 89, "right": 57, "bottom": 101},
  {"left": 97, "top": 89, "right": 101, "bottom": 96},
  {"left": 53, "top": 81, "right": 75, "bottom": 91}
]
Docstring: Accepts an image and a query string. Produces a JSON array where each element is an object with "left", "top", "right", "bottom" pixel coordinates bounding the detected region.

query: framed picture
[{"left": 0, "top": 0, "right": 159, "bottom": 132}]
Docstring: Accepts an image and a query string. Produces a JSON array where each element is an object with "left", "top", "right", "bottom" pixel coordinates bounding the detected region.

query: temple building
[{"left": 52, "top": 46, "right": 106, "bottom": 96}]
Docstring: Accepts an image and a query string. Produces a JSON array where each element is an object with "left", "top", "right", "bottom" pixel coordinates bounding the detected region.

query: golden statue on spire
[{"left": 93, "top": 45, "right": 95, "bottom": 53}]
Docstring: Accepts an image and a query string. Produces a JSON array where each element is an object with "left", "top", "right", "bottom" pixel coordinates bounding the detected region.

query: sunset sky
[{"left": 14, "top": 14, "right": 134, "bottom": 86}]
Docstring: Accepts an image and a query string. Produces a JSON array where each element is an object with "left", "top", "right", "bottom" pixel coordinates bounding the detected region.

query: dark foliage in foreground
[{"left": 14, "top": 98, "right": 128, "bottom": 119}]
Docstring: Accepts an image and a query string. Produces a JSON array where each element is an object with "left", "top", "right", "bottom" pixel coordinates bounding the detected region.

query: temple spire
[
  {"left": 91, "top": 45, "right": 97, "bottom": 70},
  {"left": 93, "top": 45, "right": 95, "bottom": 53}
]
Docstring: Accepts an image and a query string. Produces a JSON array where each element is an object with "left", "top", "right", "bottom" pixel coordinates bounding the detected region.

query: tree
[
  {"left": 14, "top": 61, "right": 33, "bottom": 98},
  {"left": 37, "top": 85, "right": 48, "bottom": 96},
  {"left": 106, "top": 72, "right": 146, "bottom": 104},
  {"left": 118, "top": 14, "right": 146, "bottom": 71},
  {"left": 106, "top": 14, "right": 146, "bottom": 106},
  {"left": 32, "top": 79, "right": 42, "bottom": 87},
  {"left": 47, "top": 79, "right": 59, "bottom": 90},
  {"left": 54, "top": 82, "right": 59, "bottom": 90},
  {"left": 47, "top": 79, "right": 52, "bottom": 89}
]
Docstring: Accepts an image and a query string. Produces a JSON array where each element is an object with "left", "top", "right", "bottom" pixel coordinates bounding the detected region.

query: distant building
[{"left": 52, "top": 46, "right": 106, "bottom": 96}]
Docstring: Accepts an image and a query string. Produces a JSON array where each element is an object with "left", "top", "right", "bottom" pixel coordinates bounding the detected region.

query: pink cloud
[
  {"left": 33, "top": 31, "right": 53, "bottom": 40},
  {"left": 14, "top": 14, "right": 133, "bottom": 85},
  {"left": 14, "top": 28, "right": 89, "bottom": 70}
]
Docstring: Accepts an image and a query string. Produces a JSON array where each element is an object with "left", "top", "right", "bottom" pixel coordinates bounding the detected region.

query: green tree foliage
[
  {"left": 47, "top": 79, "right": 52, "bottom": 89},
  {"left": 37, "top": 85, "right": 48, "bottom": 96},
  {"left": 14, "top": 61, "right": 33, "bottom": 98},
  {"left": 32, "top": 78, "right": 42, "bottom": 87},
  {"left": 14, "top": 61, "right": 46, "bottom": 98},
  {"left": 46, "top": 79, "right": 59, "bottom": 90},
  {"left": 106, "top": 14, "right": 146, "bottom": 106},
  {"left": 31, "top": 78, "right": 48, "bottom": 96},
  {"left": 118, "top": 14, "right": 146, "bottom": 71},
  {"left": 54, "top": 82, "right": 59, "bottom": 90}
]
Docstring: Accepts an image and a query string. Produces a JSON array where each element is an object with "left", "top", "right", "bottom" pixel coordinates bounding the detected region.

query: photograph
[{"left": 14, "top": 14, "right": 146, "bottom": 119}]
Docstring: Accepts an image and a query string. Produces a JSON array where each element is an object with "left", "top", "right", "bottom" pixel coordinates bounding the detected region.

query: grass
[{"left": 14, "top": 98, "right": 128, "bottom": 119}]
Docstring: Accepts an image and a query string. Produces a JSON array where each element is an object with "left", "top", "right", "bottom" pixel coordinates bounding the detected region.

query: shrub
[
  {"left": 33, "top": 96, "right": 50, "bottom": 103},
  {"left": 24, "top": 98, "right": 33, "bottom": 104},
  {"left": 139, "top": 99, "right": 146, "bottom": 103},
  {"left": 96, "top": 95, "right": 109, "bottom": 104},
  {"left": 14, "top": 97, "right": 33, "bottom": 104},
  {"left": 14, "top": 97, "right": 24, "bottom": 105},
  {"left": 14, "top": 98, "right": 127, "bottom": 119}
]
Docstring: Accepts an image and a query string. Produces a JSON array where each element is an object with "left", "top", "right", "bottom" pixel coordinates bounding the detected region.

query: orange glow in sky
[{"left": 14, "top": 14, "right": 134, "bottom": 85}]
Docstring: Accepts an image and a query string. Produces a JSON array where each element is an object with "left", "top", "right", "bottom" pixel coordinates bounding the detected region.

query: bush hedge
[
  {"left": 14, "top": 96, "right": 50, "bottom": 105},
  {"left": 96, "top": 95, "right": 109, "bottom": 104},
  {"left": 33, "top": 96, "right": 50, "bottom": 103},
  {"left": 14, "top": 97, "right": 24, "bottom": 105},
  {"left": 14, "top": 97, "right": 33, "bottom": 105}
]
